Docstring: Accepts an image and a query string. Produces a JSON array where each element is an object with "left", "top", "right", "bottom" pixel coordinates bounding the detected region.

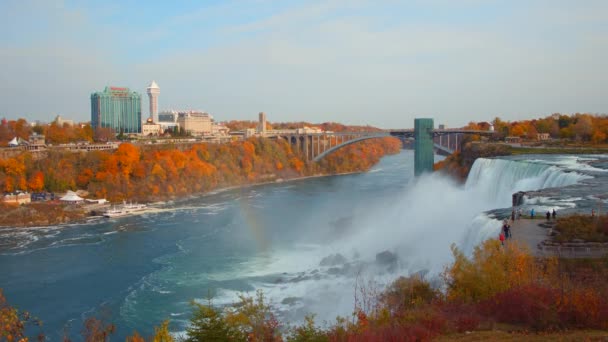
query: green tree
[
  {"left": 287, "top": 315, "right": 328, "bottom": 342},
  {"left": 185, "top": 300, "right": 240, "bottom": 342}
]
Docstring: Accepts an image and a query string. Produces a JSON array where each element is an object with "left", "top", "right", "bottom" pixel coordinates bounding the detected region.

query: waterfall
[
  {"left": 208, "top": 154, "right": 596, "bottom": 325},
  {"left": 465, "top": 158, "right": 590, "bottom": 207}
]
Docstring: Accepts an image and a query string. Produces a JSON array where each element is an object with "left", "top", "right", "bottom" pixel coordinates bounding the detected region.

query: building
[
  {"left": 245, "top": 128, "right": 257, "bottom": 138},
  {"left": 537, "top": 133, "right": 550, "bottom": 141},
  {"left": 59, "top": 191, "right": 84, "bottom": 204},
  {"left": 505, "top": 136, "right": 522, "bottom": 144},
  {"left": 55, "top": 115, "right": 74, "bottom": 126},
  {"left": 157, "top": 110, "right": 178, "bottom": 132},
  {"left": 3, "top": 192, "right": 31, "bottom": 205},
  {"left": 91, "top": 86, "right": 142, "bottom": 134},
  {"left": 212, "top": 122, "right": 230, "bottom": 136},
  {"left": 29, "top": 133, "right": 45, "bottom": 145},
  {"left": 295, "top": 126, "right": 323, "bottom": 134},
  {"left": 146, "top": 81, "right": 160, "bottom": 123},
  {"left": 177, "top": 111, "right": 213, "bottom": 136},
  {"left": 142, "top": 118, "right": 162, "bottom": 136},
  {"left": 258, "top": 112, "right": 267, "bottom": 135},
  {"left": 158, "top": 111, "right": 177, "bottom": 123},
  {"left": 8, "top": 137, "right": 27, "bottom": 147}
]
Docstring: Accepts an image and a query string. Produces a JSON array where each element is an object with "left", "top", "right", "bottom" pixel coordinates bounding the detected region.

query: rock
[
  {"left": 319, "top": 253, "right": 347, "bottom": 267},
  {"left": 281, "top": 297, "right": 301, "bottom": 306},
  {"left": 375, "top": 250, "right": 397, "bottom": 266}
]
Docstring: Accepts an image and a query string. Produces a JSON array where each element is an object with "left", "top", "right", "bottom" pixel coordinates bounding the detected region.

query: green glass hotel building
[{"left": 91, "top": 86, "right": 142, "bottom": 134}]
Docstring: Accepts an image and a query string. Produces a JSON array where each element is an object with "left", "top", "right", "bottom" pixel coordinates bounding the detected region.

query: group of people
[
  {"left": 528, "top": 208, "right": 557, "bottom": 220},
  {"left": 499, "top": 207, "right": 559, "bottom": 245},
  {"left": 546, "top": 209, "right": 557, "bottom": 221}
]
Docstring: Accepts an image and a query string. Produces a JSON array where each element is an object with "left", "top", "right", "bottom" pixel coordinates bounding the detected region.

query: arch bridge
[{"left": 266, "top": 119, "right": 492, "bottom": 176}]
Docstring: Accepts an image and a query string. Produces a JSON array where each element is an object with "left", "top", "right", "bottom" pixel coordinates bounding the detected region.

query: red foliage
[{"left": 477, "top": 284, "right": 560, "bottom": 331}]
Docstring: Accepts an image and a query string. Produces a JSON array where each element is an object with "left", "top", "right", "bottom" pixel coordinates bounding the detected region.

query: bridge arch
[
  {"left": 312, "top": 133, "right": 388, "bottom": 162},
  {"left": 311, "top": 134, "right": 454, "bottom": 162}
]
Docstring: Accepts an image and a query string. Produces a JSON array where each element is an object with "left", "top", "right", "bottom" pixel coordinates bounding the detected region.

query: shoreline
[{"left": 0, "top": 170, "right": 365, "bottom": 231}]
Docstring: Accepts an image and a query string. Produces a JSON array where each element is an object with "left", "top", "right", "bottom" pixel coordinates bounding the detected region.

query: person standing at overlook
[
  {"left": 552, "top": 209, "right": 557, "bottom": 220},
  {"left": 517, "top": 208, "right": 522, "bottom": 220},
  {"left": 530, "top": 208, "right": 535, "bottom": 219}
]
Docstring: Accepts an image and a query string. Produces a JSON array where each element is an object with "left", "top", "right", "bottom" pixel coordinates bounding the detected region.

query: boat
[
  {"left": 103, "top": 207, "right": 127, "bottom": 218},
  {"left": 103, "top": 201, "right": 148, "bottom": 218},
  {"left": 122, "top": 201, "right": 147, "bottom": 212}
]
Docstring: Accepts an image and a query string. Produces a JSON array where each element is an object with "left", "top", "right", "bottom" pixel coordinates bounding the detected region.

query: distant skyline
[{"left": 1, "top": 0, "right": 607, "bottom": 128}]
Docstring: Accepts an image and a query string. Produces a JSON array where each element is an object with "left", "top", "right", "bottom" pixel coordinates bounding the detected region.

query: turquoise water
[
  {"left": 1, "top": 150, "right": 605, "bottom": 340},
  {"left": 0, "top": 152, "right": 417, "bottom": 339}
]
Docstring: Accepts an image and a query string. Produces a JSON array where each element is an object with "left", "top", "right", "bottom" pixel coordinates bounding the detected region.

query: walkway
[{"left": 510, "top": 218, "right": 608, "bottom": 258}]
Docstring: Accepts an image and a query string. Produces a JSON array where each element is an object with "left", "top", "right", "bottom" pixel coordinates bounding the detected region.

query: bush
[
  {"left": 379, "top": 276, "right": 439, "bottom": 315},
  {"left": 554, "top": 215, "right": 608, "bottom": 242},
  {"left": 477, "top": 284, "right": 560, "bottom": 331}
]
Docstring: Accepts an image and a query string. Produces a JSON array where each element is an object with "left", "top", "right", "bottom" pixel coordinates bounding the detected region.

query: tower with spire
[{"left": 146, "top": 80, "right": 160, "bottom": 123}]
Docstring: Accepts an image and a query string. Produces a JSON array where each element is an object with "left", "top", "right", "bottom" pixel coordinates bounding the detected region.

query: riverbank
[{"left": 0, "top": 169, "right": 364, "bottom": 229}]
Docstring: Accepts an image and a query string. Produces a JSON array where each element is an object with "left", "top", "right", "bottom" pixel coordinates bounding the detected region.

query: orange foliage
[
  {"left": 0, "top": 128, "right": 400, "bottom": 202},
  {"left": 27, "top": 172, "right": 44, "bottom": 192}
]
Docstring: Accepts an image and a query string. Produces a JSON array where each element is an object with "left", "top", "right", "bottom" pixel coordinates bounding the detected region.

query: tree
[
  {"left": 81, "top": 316, "right": 115, "bottom": 342},
  {"left": 591, "top": 131, "right": 607, "bottom": 144},
  {"left": 186, "top": 300, "right": 239, "bottom": 342},
  {"left": 573, "top": 114, "right": 593, "bottom": 141},
  {"left": 94, "top": 127, "right": 115, "bottom": 142},
  {"left": 153, "top": 320, "right": 174, "bottom": 342},
  {"left": 27, "top": 171, "right": 44, "bottom": 192},
  {"left": 443, "top": 240, "right": 553, "bottom": 303},
  {"left": 126, "top": 331, "right": 145, "bottom": 342}
]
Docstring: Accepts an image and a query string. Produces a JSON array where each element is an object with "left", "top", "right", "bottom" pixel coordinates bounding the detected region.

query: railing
[{"left": 538, "top": 244, "right": 608, "bottom": 258}]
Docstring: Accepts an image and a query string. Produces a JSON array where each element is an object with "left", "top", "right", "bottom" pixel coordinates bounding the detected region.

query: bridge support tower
[{"left": 414, "top": 118, "right": 434, "bottom": 176}]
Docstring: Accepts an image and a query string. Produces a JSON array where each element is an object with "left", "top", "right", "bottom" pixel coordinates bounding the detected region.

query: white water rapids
[{"left": 216, "top": 156, "right": 592, "bottom": 325}]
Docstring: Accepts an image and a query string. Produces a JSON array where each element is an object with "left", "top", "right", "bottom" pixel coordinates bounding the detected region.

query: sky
[{"left": 1, "top": 0, "right": 607, "bottom": 128}]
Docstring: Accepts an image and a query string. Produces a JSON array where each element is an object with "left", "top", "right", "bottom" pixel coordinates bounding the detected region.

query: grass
[{"left": 553, "top": 214, "right": 608, "bottom": 243}]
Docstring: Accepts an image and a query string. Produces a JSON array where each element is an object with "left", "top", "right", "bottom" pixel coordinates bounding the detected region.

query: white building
[
  {"left": 177, "top": 111, "right": 213, "bottom": 136},
  {"left": 142, "top": 118, "right": 162, "bottom": 136},
  {"left": 146, "top": 81, "right": 160, "bottom": 123},
  {"left": 55, "top": 115, "right": 74, "bottom": 126},
  {"left": 212, "top": 122, "right": 230, "bottom": 136}
]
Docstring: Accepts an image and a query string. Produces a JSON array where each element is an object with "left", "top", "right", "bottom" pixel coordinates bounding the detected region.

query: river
[{"left": 1, "top": 150, "right": 607, "bottom": 340}]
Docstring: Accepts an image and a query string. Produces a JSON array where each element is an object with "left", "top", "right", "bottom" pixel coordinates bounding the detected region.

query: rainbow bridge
[{"left": 265, "top": 118, "right": 492, "bottom": 176}]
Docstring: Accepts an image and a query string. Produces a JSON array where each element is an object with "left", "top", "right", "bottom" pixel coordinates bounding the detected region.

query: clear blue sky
[{"left": 1, "top": 0, "right": 607, "bottom": 127}]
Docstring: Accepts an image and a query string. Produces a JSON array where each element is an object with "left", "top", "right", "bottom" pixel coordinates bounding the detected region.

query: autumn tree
[{"left": 27, "top": 171, "right": 44, "bottom": 192}]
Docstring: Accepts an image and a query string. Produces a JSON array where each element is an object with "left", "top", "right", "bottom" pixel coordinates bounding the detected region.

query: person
[
  {"left": 531, "top": 208, "right": 535, "bottom": 219},
  {"left": 546, "top": 211, "right": 551, "bottom": 220},
  {"left": 499, "top": 232, "right": 505, "bottom": 246},
  {"left": 552, "top": 209, "right": 556, "bottom": 220},
  {"left": 503, "top": 221, "right": 509, "bottom": 238},
  {"left": 517, "top": 208, "right": 522, "bottom": 220},
  {"left": 506, "top": 223, "right": 512, "bottom": 239},
  {"left": 511, "top": 209, "right": 516, "bottom": 221},
  {"left": 592, "top": 208, "right": 595, "bottom": 217}
]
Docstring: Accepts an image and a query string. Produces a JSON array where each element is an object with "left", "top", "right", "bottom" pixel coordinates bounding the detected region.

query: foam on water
[{"left": 208, "top": 156, "right": 595, "bottom": 324}]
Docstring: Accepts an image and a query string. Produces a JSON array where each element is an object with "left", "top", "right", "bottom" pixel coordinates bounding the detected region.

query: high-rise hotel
[{"left": 91, "top": 86, "right": 142, "bottom": 134}]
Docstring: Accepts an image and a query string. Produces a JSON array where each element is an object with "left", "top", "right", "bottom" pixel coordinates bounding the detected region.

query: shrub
[
  {"left": 477, "top": 284, "right": 560, "bottom": 331},
  {"left": 554, "top": 214, "right": 608, "bottom": 242},
  {"left": 379, "top": 276, "right": 439, "bottom": 315}
]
